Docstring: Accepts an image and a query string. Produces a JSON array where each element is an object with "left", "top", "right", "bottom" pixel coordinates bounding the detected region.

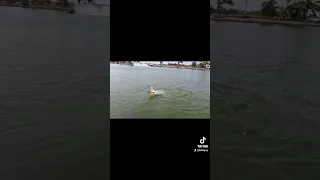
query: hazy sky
[{"left": 210, "top": 0, "right": 286, "bottom": 10}]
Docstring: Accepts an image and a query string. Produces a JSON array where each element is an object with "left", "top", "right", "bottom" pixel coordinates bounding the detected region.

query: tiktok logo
[
  {"left": 200, "top": 136, "right": 206, "bottom": 144},
  {"left": 195, "top": 136, "right": 208, "bottom": 152}
]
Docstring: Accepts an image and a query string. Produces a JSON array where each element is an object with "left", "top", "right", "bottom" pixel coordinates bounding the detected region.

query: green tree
[
  {"left": 192, "top": 61, "right": 197, "bottom": 67},
  {"left": 178, "top": 61, "right": 183, "bottom": 66},
  {"left": 199, "top": 61, "right": 209, "bottom": 68},
  {"left": 261, "top": 0, "right": 279, "bottom": 17},
  {"left": 216, "top": 0, "right": 235, "bottom": 15},
  {"left": 286, "top": 0, "right": 320, "bottom": 19},
  {"left": 279, "top": 6, "right": 287, "bottom": 19},
  {"left": 244, "top": 0, "right": 249, "bottom": 14}
]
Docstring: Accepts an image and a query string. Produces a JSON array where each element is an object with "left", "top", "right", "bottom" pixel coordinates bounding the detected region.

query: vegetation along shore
[
  {"left": 111, "top": 61, "right": 210, "bottom": 71},
  {"left": 211, "top": 0, "right": 320, "bottom": 27},
  {"left": 0, "top": 0, "right": 74, "bottom": 12}
]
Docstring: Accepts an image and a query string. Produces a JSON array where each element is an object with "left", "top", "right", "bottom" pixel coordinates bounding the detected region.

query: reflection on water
[
  {"left": 0, "top": 7, "right": 109, "bottom": 180},
  {"left": 211, "top": 22, "right": 320, "bottom": 180},
  {"left": 110, "top": 64, "right": 210, "bottom": 119}
]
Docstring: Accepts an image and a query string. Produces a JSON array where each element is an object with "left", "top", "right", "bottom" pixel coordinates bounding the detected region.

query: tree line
[
  {"left": 111, "top": 61, "right": 210, "bottom": 68},
  {"left": 211, "top": 0, "right": 320, "bottom": 20},
  {"left": 3, "top": 0, "right": 96, "bottom": 5}
]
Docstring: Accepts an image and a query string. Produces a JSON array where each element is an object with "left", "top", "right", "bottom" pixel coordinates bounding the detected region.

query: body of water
[
  {"left": 110, "top": 64, "right": 210, "bottom": 118},
  {"left": 0, "top": 7, "right": 109, "bottom": 179},
  {"left": 211, "top": 21, "right": 320, "bottom": 180}
]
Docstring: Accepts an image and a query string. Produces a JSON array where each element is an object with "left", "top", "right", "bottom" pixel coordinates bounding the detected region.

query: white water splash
[{"left": 149, "top": 90, "right": 167, "bottom": 97}]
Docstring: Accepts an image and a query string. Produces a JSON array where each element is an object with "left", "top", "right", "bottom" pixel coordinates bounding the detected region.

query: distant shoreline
[
  {"left": 111, "top": 63, "right": 210, "bottom": 71},
  {"left": 156, "top": 65, "right": 209, "bottom": 71},
  {"left": 210, "top": 17, "right": 320, "bottom": 27}
]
